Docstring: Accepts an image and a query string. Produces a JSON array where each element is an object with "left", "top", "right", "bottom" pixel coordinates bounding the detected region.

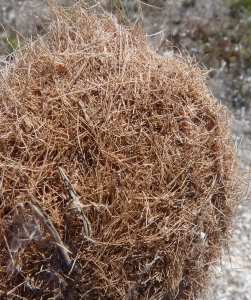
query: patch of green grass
[
  {"left": 228, "top": 0, "right": 251, "bottom": 16},
  {"left": 230, "top": 0, "right": 251, "bottom": 9},
  {"left": 0, "top": 34, "right": 23, "bottom": 53}
]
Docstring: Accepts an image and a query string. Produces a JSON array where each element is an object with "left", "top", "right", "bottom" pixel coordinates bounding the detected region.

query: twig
[
  {"left": 16, "top": 170, "right": 73, "bottom": 269},
  {"left": 57, "top": 166, "right": 93, "bottom": 239},
  {"left": 27, "top": 201, "right": 72, "bottom": 267}
]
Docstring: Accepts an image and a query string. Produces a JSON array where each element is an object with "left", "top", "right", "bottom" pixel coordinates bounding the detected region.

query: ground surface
[{"left": 0, "top": 0, "right": 251, "bottom": 299}]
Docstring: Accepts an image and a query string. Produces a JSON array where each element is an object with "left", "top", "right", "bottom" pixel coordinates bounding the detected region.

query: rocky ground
[{"left": 0, "top": 0, "right": 251, "bottom": 299}]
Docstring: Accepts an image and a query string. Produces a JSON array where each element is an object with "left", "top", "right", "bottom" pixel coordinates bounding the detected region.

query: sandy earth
[{"left": 1, "top": 1, "right": 251, "bottom": 299}]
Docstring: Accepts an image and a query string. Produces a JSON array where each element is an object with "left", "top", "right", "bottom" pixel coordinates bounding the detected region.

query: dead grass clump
[{"left": 0, "top": 2, "right": 243, "bottom": 299}]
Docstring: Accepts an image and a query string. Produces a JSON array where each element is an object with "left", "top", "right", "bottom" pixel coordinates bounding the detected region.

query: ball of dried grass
[{"left": 0, "top": 2, "right": 243, "bottom": 299}]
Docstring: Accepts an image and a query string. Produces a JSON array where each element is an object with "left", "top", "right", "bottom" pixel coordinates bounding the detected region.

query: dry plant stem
[
  {"left": 17, "top": 171, "right": 73, "bottom": 269},
  {"left": 57, "top": 166, "right": 93, "bottom": 239},
  {"left": 27, "top": 202, "right": 72, "bottom": 268}
]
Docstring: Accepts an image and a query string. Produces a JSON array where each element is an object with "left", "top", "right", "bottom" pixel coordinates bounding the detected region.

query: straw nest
[{"left": 0, "top": 2, "right": 243, "bottom": 299}]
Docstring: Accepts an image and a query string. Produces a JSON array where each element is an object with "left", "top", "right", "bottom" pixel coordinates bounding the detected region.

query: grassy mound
[{"left": 0, "top": 2, "right": 242, "bottom": 299}]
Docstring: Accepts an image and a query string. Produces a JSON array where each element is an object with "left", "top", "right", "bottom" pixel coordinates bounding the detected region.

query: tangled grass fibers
[{"left": 0, "top": 2, "right": 243, "bottom": 299}]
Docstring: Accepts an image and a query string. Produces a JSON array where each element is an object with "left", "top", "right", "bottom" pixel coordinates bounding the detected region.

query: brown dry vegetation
[{"left": 0, "top": 2, "right": 244, "bottom": 299}]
